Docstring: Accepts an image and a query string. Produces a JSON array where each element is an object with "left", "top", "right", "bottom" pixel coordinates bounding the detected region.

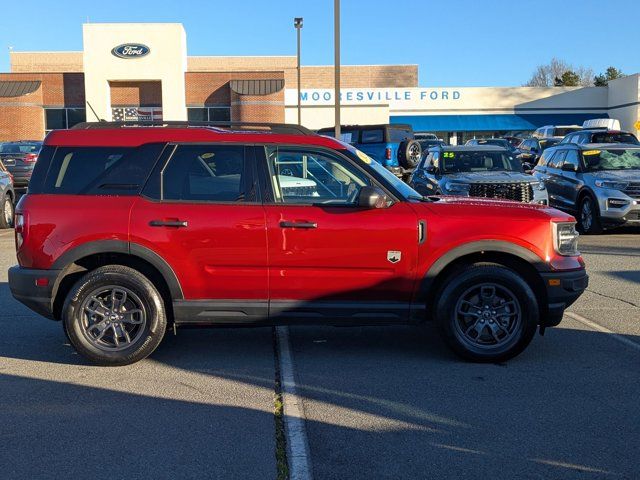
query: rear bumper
[
  {"left": 8, "top": 266, "right": 60, "bottom": 320},
  {"left": 541, "top": 268, "right": 589, "bottom": 327}
]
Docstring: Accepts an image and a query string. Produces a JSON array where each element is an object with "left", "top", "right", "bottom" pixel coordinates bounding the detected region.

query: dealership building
[{"left": 1, "top": 22, "right": 639, "bottom": 143}]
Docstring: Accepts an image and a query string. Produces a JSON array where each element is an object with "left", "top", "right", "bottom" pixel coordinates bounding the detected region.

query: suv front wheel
[
  {"left": 435, "top": 264, "right": 538, "bottom": 362},
  {"left": 0, "top": 194, "right": 14, "bottom": 229},
  {"left": 578, "top": 195, "right": 602, "bottom": 234},
  {"left": 63, "top": 265, "right": 167, "bottom": 366}
]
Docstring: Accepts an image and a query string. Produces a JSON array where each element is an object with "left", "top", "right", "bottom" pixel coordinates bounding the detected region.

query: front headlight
[
  {"left": 595, "top": 180, "right": 628, "bottom": 190},
  {"left": 530, "top": 181, "right": 546, "bottom": 191},
  {"left": 444, "top": 182, "right": 470, "bottom": 194},
  {"left": 552, "top": 222, "right": 580, "bottom": 256}
]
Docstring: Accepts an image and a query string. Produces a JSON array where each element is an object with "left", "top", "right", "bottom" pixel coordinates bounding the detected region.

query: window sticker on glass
[
  {"left": 583, "top": 150, "right": 601, "bottom": 156},
  {"left": 443, "top": 152, "right": 456, "bottom": 158},
  {"left": 355, "top": 149, "right": 372, "bottom": 164}
]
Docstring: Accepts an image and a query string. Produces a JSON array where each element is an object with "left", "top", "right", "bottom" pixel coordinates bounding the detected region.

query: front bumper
[
  {"left": 596, "top": 192, "right": 640, "bottom": 226},
  {"left": 540, "top": 268, "right": 589, "bottom": 327},
  {"left": 8, "top": 266, "right": 61, "bottom": 320}
]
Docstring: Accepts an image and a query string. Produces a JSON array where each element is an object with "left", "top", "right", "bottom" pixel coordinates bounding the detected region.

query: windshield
[
  {"left": 0, "top": 143, "right": 41, "bottom": 154},
  {"left": 583, "top": 149, "right": 640, "bottom": 171},
  {"left": 344, "top": 145, "right": 421, "bottom": 199},
  {"left": 590, "top": 132, "right": 640, "bottom": 145},
  {"left": 439, "top": 151, "right": 521, "bottom": 173}
]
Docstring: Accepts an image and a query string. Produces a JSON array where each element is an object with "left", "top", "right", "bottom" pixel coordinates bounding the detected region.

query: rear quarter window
[
  {"left": 361, "top": 129, "right": 384, "bottom": 143},
  {"left": 40, "top": 144, "right": 164, "bottom": 195}
]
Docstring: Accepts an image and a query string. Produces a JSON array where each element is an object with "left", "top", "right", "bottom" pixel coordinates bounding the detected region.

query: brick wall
[
  {"left": 110, "top": 81, "right": 162, "bottom": 107},
  {"left": 10, "top": 52, "right": 84, "bottom": 73},
  {"left": 186, "top": 71, "right": 285, "bottom": 106},
  {"left": 285, "top": 65, "right": 419, "bottom": 89},
  {"left": 231, "top": 90, "right": 285, "bottom": 123}
]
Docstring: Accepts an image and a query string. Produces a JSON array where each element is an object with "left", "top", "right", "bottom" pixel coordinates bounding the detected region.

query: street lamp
[
  {"left": 334, "top": 0, "right": 340, "bottom": 139},
  {"left": 294, "top": 17, "right": 303, "bottom": 125}
]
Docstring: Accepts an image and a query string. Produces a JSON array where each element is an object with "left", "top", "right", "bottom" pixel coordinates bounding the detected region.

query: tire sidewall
[
  {"left": 578, "top": 195, "right": 602, "bottom": 234},
  {"left": 398, "top": 140, "right": 422, "bottom": 169},
  {"left": 0, "top": 195, "right": 13, "bottom": 229},
  {"left": 63, "top": 267, "right": 166, "bottom": 366},
  {"left": 436, "top": 266, "right": 539, "bottom": 362}
]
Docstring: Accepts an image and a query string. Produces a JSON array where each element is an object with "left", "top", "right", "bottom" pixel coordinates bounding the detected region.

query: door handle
[
  {"left": 279, "top": 221, "right": 317, "bottom": 229},
  {"left": 149, "top": 219, "right": 188, "bottom": 228}
]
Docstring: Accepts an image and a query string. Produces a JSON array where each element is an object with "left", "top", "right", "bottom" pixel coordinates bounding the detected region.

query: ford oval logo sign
[{"left": 111, "top": 44, "right": 150, "bottom": 59}]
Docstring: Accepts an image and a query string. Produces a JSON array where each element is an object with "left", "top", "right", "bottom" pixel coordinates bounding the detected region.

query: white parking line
[
  {"left": 565, "top": 311, "right": 640, "bottom": 352},
  {"left": 276, "top": 326, "right": 313, "bottom": 480}
]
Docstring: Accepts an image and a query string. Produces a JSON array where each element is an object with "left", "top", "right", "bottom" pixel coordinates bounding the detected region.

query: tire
[
  {"left": 398, "top": 140, "right": 422, "bottom": 169},
  {"left": 0, "top": 194, "right": 14, "bottom": 229},
  {"left": 435, "top": 264, "right": 539, "bottom": 362},
  {"left": 577, "top": 195, "right": 602, "bottom": 234},
  {"left": 63, "top": 265, "right": 167, "bottom": 366}
]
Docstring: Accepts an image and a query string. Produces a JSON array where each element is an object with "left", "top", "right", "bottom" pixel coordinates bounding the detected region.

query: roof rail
[{"left": 71, "top": 120, "right": 313, "bottom": 135}]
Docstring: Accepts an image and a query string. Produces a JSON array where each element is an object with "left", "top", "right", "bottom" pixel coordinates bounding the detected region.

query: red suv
[{"left": 9, "top": 122, "right": 588, "bottom": 365}]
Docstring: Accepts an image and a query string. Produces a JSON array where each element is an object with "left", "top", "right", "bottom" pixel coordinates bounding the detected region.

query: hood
[
  {"left": 443, "top": 171, "right": 534, "bottom": 184},
  {"left": 413, "top": 196, "right": 573, "bottom": 222},
  {"left": 588, "top": 170, "right": 640, "bottom": 182}
]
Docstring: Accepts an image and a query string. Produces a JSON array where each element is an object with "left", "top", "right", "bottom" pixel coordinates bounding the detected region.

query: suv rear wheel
[
  {"left": 0, "top": 194, "right": 13, "bottom": 229},
  {"left": 63, "top": 265, "right": 167, "bottom": 366},
  {"left": 435, "top": 264, "right": 538, "bottom": 362},
  {"left": 578, "top": 195, "right": 602, "bottom": 234}
]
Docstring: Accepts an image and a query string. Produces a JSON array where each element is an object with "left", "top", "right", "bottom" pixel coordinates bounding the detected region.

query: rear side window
[
  {"left": 161, "top": 145, "right": 253, "bottom": 202},
  {"left": 42, "top": 144, "right": 163, "bottom": 195},
  {"left": 548, "top": 150, "right": 566, "bottom": 169},
  {"left": 361, "top": 129, "right": 384, "bottom": 143},
  {"left": 388, "top": 128, "right": 413, "bottom": 143}
]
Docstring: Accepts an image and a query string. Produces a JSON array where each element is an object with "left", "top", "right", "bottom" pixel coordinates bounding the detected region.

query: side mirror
[
  {"left": 357, "top": 186, "right": 390, "bottom": 209},
  {"left": 561, "top": 163, "right": 577, "bottom": 172}
]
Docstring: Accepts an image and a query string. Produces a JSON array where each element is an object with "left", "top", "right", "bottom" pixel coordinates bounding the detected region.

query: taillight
[
  {"left": 23, "top": 153, "right": 38, "bottom": 163},
  {"left": 15, "top": 213, "right": 24, "bottom": 249},
  {"left": 385, "top": 148, "right": 392, "bottom": 160}
]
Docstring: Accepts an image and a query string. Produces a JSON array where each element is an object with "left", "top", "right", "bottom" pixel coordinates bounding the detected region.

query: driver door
[{"left": 257, "top": 145, "right": 419, "bottom": 322}]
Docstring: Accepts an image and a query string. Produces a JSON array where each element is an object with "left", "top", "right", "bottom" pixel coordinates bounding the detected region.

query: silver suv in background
[
  {"left": 533, "top": 143, "right": 640, "bottom": 233},
  {"left": 0, "top": 159, "right": 15, "bottom": 229}
]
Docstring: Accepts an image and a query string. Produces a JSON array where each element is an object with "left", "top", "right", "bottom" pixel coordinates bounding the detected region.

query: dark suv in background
[
  {"left": 0, "top": 141, "right": 42, "bottom": 189},
  {"left": 317, "top": 124, "right": 422, "bottom": 175},
  {"left": 409, "top": 145, "right": 548, "bottom": 204},
  {"left": 517, "top": 137, "right": 562, "bottom": 166}
]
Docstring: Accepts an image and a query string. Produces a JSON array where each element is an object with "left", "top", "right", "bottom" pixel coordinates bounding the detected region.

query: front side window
[
  {"left": 162, "top": 145, "right": 250, "bottom": 202},
  {"left": 266, "top": 147, "right": 371, "bottom": 205},
  {"left": 548, "top": 150, "right": 567, "bottom": 169},
  {"left": 563, "top": 150, "right": 580, "bottom": 169}
]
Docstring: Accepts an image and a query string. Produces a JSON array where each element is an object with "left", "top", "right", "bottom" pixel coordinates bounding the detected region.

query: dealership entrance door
[{"left": 109, "top": 80, "right": 163, "bottom": 121}]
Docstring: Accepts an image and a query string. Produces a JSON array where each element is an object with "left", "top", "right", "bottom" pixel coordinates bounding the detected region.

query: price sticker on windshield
[
  {"left": 634, "top": 120, "right": 640, "bottom": 131},
  {"left": 443, "top": 152, "right": 456, "bottom": 158},
  {"left": 583, "top": 150, "right": 601, "bottom": 156}
]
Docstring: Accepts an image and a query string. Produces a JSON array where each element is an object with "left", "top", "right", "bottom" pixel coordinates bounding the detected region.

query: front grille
[
  {"left": 469, "top": 182, "right": 533, "bottom": 203},
  {"left": 623, "top": 182, "right": 640, "bottom": 199}
]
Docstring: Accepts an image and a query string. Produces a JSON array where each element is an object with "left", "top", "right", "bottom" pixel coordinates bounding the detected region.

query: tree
[
  {"left": 524, "top": 59, "right": 594, "bottom": 87},
  {"left": 554, "top": 70, "right": 580, "bottom": 87},
  {"left": 594, "top": 66, "right": 625, "bottom": 86}
]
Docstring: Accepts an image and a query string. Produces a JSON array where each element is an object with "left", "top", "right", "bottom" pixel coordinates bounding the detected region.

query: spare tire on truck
[{"left": 398, "top": 140, "right": 422, "bottom": 169}]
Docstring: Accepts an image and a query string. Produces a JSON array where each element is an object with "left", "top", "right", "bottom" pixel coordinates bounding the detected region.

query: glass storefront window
[
  {"left": 187, "top": 107, "right": 231, "bottom": 122},
  {"left": 45, "top": 108, "right": 86, "bottom": 131}
]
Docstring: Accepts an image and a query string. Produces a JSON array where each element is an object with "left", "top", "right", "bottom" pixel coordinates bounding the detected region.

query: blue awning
[{"left": 391, "top": 113, "right": 607, "bottom": 132}]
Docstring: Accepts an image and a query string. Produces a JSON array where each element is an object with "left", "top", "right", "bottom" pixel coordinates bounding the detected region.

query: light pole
[
  {"left": 334, "top": 0, "right": 341, "bottom": 139},
  {"left": 294, "top": 17, "right": 303, "bottom": 125}
]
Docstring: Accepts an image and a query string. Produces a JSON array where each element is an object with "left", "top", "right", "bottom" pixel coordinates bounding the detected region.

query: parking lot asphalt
[
  {"left": 1, "top": 227, "right": 639, "bottom": 480},
  {"left": 0, "top": 231, "right": 276, "bottom": 480}
]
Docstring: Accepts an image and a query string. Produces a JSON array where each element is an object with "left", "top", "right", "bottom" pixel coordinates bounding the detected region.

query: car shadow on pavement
[
  {"left": 602, "top": 270, "right": 640, "bottom": 284},
  {"left": 3, "top": 279, "right": 640, "bottom": 479}
]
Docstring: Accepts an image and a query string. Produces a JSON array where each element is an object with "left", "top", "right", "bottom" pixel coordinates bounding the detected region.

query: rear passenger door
[{"left": 130, "top": 143, "right": 269, "bottom": 323}]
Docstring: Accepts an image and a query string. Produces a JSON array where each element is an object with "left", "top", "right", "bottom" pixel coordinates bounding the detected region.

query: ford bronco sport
[{"left": 9, "top": 121, "right": 588, "bottom": 366}]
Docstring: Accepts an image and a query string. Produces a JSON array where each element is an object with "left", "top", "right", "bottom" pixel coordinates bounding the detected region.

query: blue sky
[{"left": 1, "top": 0, "right": 638, "bottom": 86}]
